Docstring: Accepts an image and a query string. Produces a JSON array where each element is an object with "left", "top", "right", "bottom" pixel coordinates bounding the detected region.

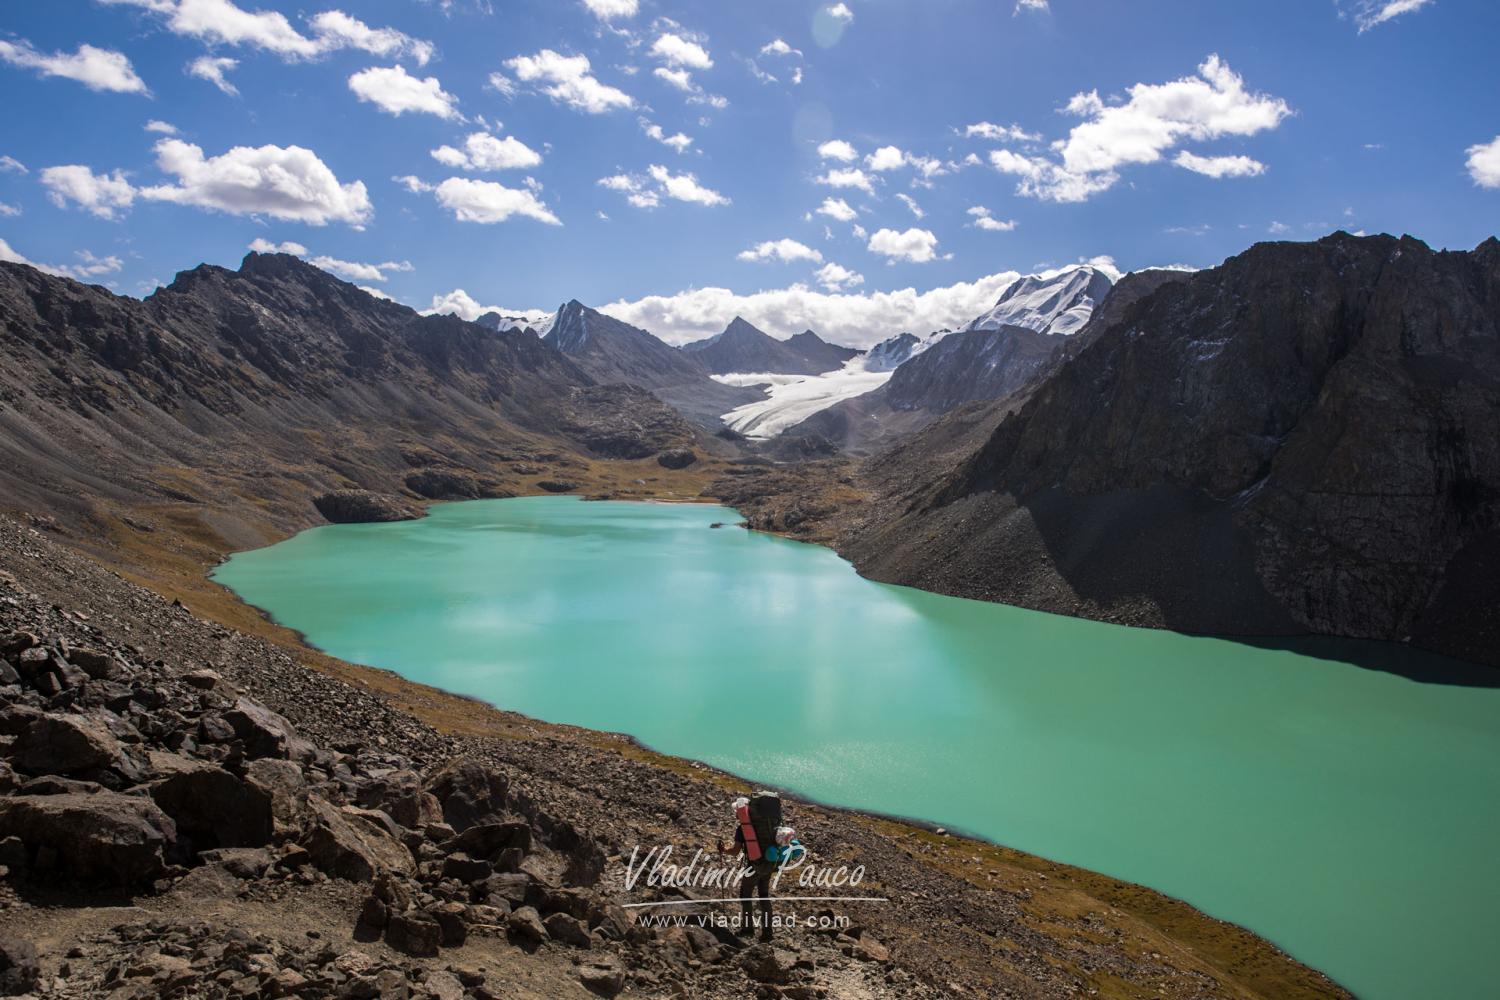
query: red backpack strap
[{"left": 736, "top": 803, "right": 762, "bottom": 861}]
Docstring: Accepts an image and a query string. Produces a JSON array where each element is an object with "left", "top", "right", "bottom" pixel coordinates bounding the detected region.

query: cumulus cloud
[
  {"left": 817, "top": 139, "right": 858, "bottom": 162},
  {"left": 650, "top": 33, "right": 712, "bottom": 70},
  {"left": 1339, "top": 0, "right": 1434, "bottom": 32},
  {"left": 598, "top": 269, "right": 1029, "bottom": 347},
  {"left": 1014, "top": 0, "right": 1049, "bottom": 13},
  {"left": 426, "top": 177, "right": 561, "bottom": 225},
  {"left": 961, "top": 121, "right": 1039, "bottom": 142},
  {"left": 738, "top": 238, "right": 823, "bottom": 264},
  {"left": 815, "top": 197, "right": 857, "bottom": 222},
  {"left": 648, "top": 164, "right": 729, "bottom": 205},
  {"left": 247, "top": 238, "right": 308, "bottom": 254},
  {"left": 0, "top": 39, "right": 148, "bottom": 93},
  {"left": 640, "top": 120, "right": 693, "bottom": 153},
  {"left": 988, "top": 55, "right": 1289, "bottom": 202},
  {"left": 431, "top": 132, "right": 542, "bottom": 170},
  {"left": 825, "top": 3, "right": 854, "bottom": 24},
  {"left": 1173, "top": 150, "right": 1266, "bottom": 178},
  {"left": 307, "top": 255, "right": 412, "bottom": 282},
  {"left": 760, "top": 39, "right": 803, "bottom": 58},
  {"left": 0, "top": 239, "right": 123, "bottom": 281},
  {"left": 1466, "top": 135, "right": 1500, "bottom": 189},
  {"left": 422, "top": 288, "right": 552, "bottom": 323},
  {"left": 348, "top": 65, "right": 459, "bottom": 118},
  {"left": 581, "top": 0, "right": 638, "bottom": 20},
  {"left": 188, "top": 55, "right": 239, "bottom": 95},
  {"left": 895, "top": 193, "right": 924, "bottom": 218},
  {"left": 505, "top": 50, "right": 633, "bottom": 114},
  {"left": 101, "top": 0, "right": 433, "bottom": 64},
  {"left": 653, "top": 66, "right": 695, "bottom": 92},
  {"left": 967, "top": 206, "right": 1017, "bottom": 231},
  {"left": 40, "top": 165, "right": 137, "bottom": 219},
  {"left": 138, "top": 139, "right": 373, "bottom": 226},
  {"left": 867, "top": 227, "right": 941, "bottom": 263},
  {"left": 816, "top": 167, "right": 876, "bottom": 195},
  {"left": 144, "top": 119, "right": 178, "bottom": 134},
  {"left": 597, "top": 173, "right": 660, "bottom": 209},
  {"left": 814, "top": 262, "right": 863, "bottom": 291},
  {"left": 866, "top": 146, "right": 907, "bottom": 171}
]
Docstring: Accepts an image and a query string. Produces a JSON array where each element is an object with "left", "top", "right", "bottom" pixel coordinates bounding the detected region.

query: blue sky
[{"left": 0, "top": 0, "right": 1496, "bottom": 345}]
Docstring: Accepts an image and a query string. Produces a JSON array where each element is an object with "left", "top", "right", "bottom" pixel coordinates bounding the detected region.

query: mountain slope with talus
[
  {"left": 0, "top": 253, "right": 698, "bottom": 548},
  {"left": 835, "top": 232, "right": 1500, "bottom": 666},
  {"left": 681, "top": 316, "right": 857, "bottom": 375}
]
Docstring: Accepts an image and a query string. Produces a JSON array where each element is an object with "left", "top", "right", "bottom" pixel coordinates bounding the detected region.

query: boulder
[
  {"left": 385, "top": 911, "right": 440, "bottom": 958},
  {"left": 244, "top": 758, "right": 305, "bottom": 834},
  {"left": 449, "top": 820, "right": 530, "bottom": 860},
  {"left": 300, "top": 797, "right": 414, "bottom": 881},
  {"left": 0, "top": 792, "right": 176, "bottom": 885},
  {"left": 741, "top": 944, "right": 797, "bottom": 984},
  {"left": 506, "top": 906, "right": 547, "bottom": 944},
  {"left": 0, "top": 935, "right": 40, "bottom": 997},
  {"left": 356, "top": 769, "right": 442, "bottom": 830},
  {"left": 312, "top": 490, "right": 422, "bottom": 524},
  {"left": 543, "top": 912, "right": 592, "bottom": 948},
  {"left": 67, "top": 647, "right": 122, "bottom": 681},
  {"left": 424, "top": 759, "right": 508, "bottom": 832},
  {"left": 10, "top": 714, "right": 126, "bottom": 776},
  {"left": 656, "top": 448, "right": 698, "bottom": 470},
  {"left": 578, "top": 957, "right": 626, "bottom": 998},
  {"left": 147, "top": 758, "right": 274, "bottom": 849},
  {"left": 223, "top": 699, "right": 312, "bottom": 761}
]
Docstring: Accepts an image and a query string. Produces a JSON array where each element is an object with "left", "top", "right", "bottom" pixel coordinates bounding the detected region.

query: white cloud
[
  {"left": 599, "top": 269, "right": 1028, "bottom": 347},
  {"left": 102, "top": 0, "right": 433, "bottom": 63},
  {"left": 1014, "top": 0, "right": 1050, "bottom": 13},
  {"left": 988, "top": 55, "right": 1288, "bottom": 202},
  {"left": 817, "top": 139, "right": 858, "bottom": 162},
  {"left": 895, "top": 193, "right": 924, "bottom": 218},
  {"left": 641, "top": 120, "right": 693, "bottom": 153},
  {"left": 650, "top": 33, "right": 712, "bottom": 70},
  {"left": 653, "top": 66, "right": 695, "bottom": 92},
  {"left": 1466, "top": 135, "right": 1500, "bottom": 189},
  {"left": 738, "top": 238, "right": 823, "bottom": 264},
  {"left": 0, "top": 239, "right": 123, "bottom": 281},
  {"left": 144, "top": 119, "right": 178, "bottom": 134},
  {"left": 429, "top": 177, "right": 560, "bottom": 225},
  {"left": 1268, "top": 221, "right": 1291, "bottom": 235},
  {"left": 852, "top": 223, "right": 867, "bottom": 239},
  {"left": 139, "top": 139, "right": 373, "bottom": 226},
  {"left": 867, "top": 227, "right": 940, "bottom": 263},
  {"left": 967, "top": 206, "right": 1017, "bottom": 231},
  {"left": 1173, "top": 150, "right": 1267, "bottom": 178},
  {"left": 816, "top": 167, "right": 876, "bottom": 195},
  {"left": 760, "top": 39, "right": 803, "bottom": 58},
  {"left": 816, "top": 197, "right": 857, "bottom": 222},
  {"left": 581, "top": 0, "right": 638, "bottom": 20},
  {"left": 648, "top": 164, "right": 729, "bottom": 206},
  {"left": 505, "top": 50, "right": 634, "bottom": 114},
  {"left": 0, "top": 39, "right": 148, "bottom": 93},
  {"left": 1340, "top": 0, "right": 1434, "bottom": 32},
  {"left": 866, "top": 146, "right": 907, "bottom": 171},
  {"left": 961, "top": 121, "right": 1039, "bottom": 142},
  {"left": 0, "top": 156, "right": 26, "bottom": 174},
  {"left": 0, "top": 203, "right": 20, "bottom": 218},
  {"left": 40, "top": 165, "right": 137, "bottom": 219},
  {"left": 307, "top": 255, "right": 412, "bottom": 282},
  {"left": 598, "top": 173, "right": 660, "bottom": 209},
  {"left": 422, "top": 288, "right": 551, "bottom": 323},
  {"left": 431, "top": 132, "right": 542, "bottom": 170},
  {"left": 348, "top": 65, "right": 459, "bottom": 118},
  {"left": 826, "top": 3, "right": 854, "bottom": 24},
  {"left": 814, "top": 262, "right": 863, "bottom": 291},
  {"left": 188, "top": 55, "right": 239, "bottom": 95},
  {"left": 247, "top": 238, "right": 308, "bottom": 254}
]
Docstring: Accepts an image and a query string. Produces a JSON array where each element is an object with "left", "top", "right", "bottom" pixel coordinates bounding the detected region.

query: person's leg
[
  {"left": 738, "top": 870, "right": 754, "bottom": 935},
  {"left": 757, "top": 871, "right": 773, "bottom": 941}
]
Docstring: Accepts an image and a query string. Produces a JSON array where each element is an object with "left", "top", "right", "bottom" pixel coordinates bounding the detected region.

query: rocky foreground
[{"left": 0, "top": 514, "right": 1350, "bottom": 999}]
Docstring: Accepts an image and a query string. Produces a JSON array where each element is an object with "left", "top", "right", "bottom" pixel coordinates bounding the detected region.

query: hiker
[{"left": 722, "top": 791, "right": 803, "bottom": 941}]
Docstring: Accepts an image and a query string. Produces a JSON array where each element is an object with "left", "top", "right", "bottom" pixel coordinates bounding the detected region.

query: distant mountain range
[{"left": 681, "top": 317, "right": 859, "bottom": 375}]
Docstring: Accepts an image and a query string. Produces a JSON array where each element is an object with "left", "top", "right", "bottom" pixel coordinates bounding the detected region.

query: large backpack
[{"left": 748, "top": 792, "right": 781, "bottom": 850}]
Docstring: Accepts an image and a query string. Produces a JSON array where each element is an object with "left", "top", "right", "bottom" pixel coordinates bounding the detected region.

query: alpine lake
[{"left": 213, "top": 495, "right": 1500, "bottom": 1000}]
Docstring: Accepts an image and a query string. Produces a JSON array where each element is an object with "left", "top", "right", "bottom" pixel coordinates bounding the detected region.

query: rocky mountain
[
  {"left": 0, "top": 254, "right": 698, "bottom": 548},
  {"left": 544, "top": 300, "right": 761, "bottom": 426},
  {"left": 680, "top": 317, "right": 857, "bottom": 375},
  {"left": 967, "top": 265, "right": 1114, "bottom": 336},
  {"left": 787, "top": 267, "right": 1123, "bottom": 453},
  {"left": 835, "top": 233, "right": 1500, "bottom": 666},
  {"left": 474, "top": 310, "right": 551, "bottom": 336}
]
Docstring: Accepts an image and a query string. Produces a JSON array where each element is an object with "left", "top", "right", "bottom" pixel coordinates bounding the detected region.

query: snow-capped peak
[{"left": 967, "top": 266, "right": 1114, "bottom": 337}]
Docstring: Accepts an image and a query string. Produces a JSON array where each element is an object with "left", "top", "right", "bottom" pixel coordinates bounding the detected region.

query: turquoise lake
[{"left": 213, "top": 495, "right": 1500, "bottom": 1000}]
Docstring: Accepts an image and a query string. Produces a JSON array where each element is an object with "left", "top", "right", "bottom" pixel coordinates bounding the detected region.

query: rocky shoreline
[{"left": 0, "top": 509, "right": 1353, "bottom": 1000}]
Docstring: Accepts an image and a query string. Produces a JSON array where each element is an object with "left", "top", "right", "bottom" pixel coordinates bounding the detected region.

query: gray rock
[{"left": 0, "top": 792, "right": 176, "bottom": 885}]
